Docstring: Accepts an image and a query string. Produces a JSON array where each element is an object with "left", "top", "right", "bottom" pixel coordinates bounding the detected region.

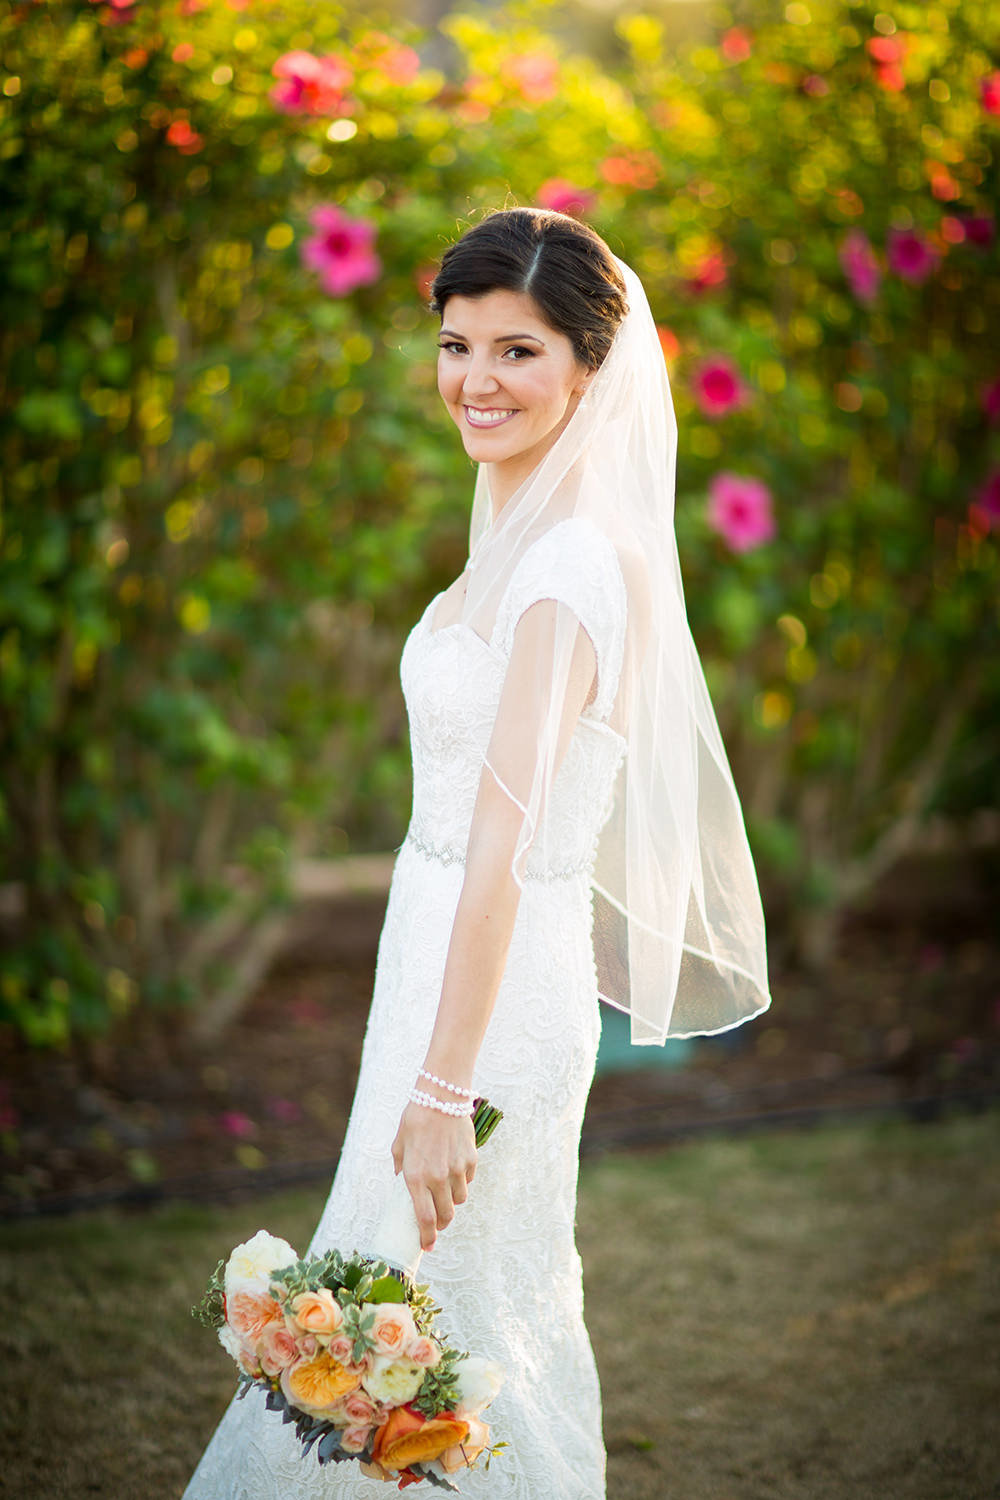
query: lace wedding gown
[{"left": 183, "top": 518, "right": 627, "bottom": 1500}]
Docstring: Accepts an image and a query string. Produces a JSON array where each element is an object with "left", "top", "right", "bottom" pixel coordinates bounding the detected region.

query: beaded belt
[{"left": 402, "top": 828, "right": 590, "bottom": 882}]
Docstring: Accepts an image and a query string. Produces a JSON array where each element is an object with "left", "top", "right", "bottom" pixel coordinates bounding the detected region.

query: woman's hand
[{"left": 391, "top": 1101, "right": 478, "bottom": 1252}]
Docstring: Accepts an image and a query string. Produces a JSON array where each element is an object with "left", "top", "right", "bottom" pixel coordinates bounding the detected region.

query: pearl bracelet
[
  {"left": 408, "top": 1087, "right": 475, "bottom": 1118},
  {"left": 417, "top": 1067, "right": 475, "bottom": 1099}
]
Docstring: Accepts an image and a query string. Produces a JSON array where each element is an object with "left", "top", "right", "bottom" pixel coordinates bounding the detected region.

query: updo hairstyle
[{"left": 429, "top": 208, "right": 628, "bottom": 370}]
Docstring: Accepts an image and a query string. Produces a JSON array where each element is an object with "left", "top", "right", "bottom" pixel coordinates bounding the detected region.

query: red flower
[
  {"left": 692, "top": 356, "right": 746, "bottom": 419},
  {"left": 707, "top": 472, "right": 776, "bottom": 553},
  {"left": 166, "top": 118, "right": 204, "bottom": 154},
  {"left": 980, "top": 72, "right": 1000, "bottom": 115},
  {"left": 886, "top": 227, "right": 939, "bottom": 284},
  {"left": 657, "top": 325, "right": 681, "bottom": 366},
  {"left": 866, "top": 32, "right": 910, "bottom": 92},
  {"left": 536, "top": 179, "right": 596, "bottom": 217},
  {"left": 839, "top": 228, "right": 881, "bottom": 305},
  {"left": 271, "top": 51, "right": 354, "bottom": 117},
  {"left": 684, "top": 250, "right": 729, "bottom": 296},
  {"left": 719, "top": 27, "right": 752, "bottom": 63},
  {"left": 600, "top": 151, "right": 659, "bottom": 191},
  {"left": 301, "top": 206, "right": 381, "bottom": 297}
]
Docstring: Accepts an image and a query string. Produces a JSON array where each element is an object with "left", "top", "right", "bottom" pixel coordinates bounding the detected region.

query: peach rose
[
  {"left": 365, "top": 1301, "right": 417, "bottom": 1357},
  {"left": 286, "top": 1288, "right": 344, "bottom": 1339},
  {"left": 371, "top": 1404, "right": 469, "bottom": 1471},
  {"left": 342, "top": 1388, "right": 380, "bottom": 1425},
  {"left": 437, "top": 1414, "right": 490, "bottom": 1475},
  {"left": 406, "top": 1335, "right": 442, "bottom": 1368},
  {"left": 281, "top": 1351, "right": 362, "bottom": 1415},
  {"left": 227, "top": 1290, "right": 284, "bottom": 1345},
  {"left": 340, "top": 1424, "right": 372, "bottom": 1454},
  {"left": 257, "top": 1321, "right": 299, "bottom": 1377},
  {"left": 325, "top": 1332, "right": 355, "bottom": 1363}
]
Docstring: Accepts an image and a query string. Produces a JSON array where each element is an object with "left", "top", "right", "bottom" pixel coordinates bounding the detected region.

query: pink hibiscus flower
[
  {"left": 980, "top": 72, "right": 1000, "bottom": 116},
  {"left": 970, "top": 469, "right": 1000, "bottom": 533},
  {"left": 537, "top": 180, "right": 596, "bottom": 217},
  {"left": 271, "top": 51, "right": 354, "bottom": 117},
  {"left": 503, "top": 52, "right": 559, "bottom": 103},
  {"left": 692, "top": 356, "right": 746, "bottom": 419},
  {"left": 218, "top": 1111, "right": 255, "bottom": 1139},
  {"left": 980, "top": 378, "right": 1000, "bottom": 426},
  {"left": 839, "top": 228, "right": 881, "bottom": 305},
  {"left": 360, "top": 32, "right": 421, "bottom": 86},
  {"left": 707, "top": 473, "right": 776, "bottom": 553},
  {"left": 301, "top": 207, "right": 381, "bottom": 297},
  {"left": 962, "top": 214, "right": 996, "bottom": 249},
  {"left": 886, "top": 227, "right": 940, "bottom": 284}
]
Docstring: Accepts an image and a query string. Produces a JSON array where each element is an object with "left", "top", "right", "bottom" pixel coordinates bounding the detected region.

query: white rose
[
  {"left": 361, "top": 1353, "right": 425, "bottom": 1407},
  {"left": 224, "top": 1230, "right": 298, "bottom": 1296},
  {"left": 452, "top": 1356, "right": 504, "bottom": 1416},
  {"left": 218, "top": 1321, "right": 257, "bottom": 1375},
  {"left": 218, "top": 1323, "right": 244, "bottom": 1362}
]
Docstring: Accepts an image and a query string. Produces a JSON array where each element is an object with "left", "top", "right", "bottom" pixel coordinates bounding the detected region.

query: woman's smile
[{"left": 463, "top": 405, "right": 519, "bottom": 428}]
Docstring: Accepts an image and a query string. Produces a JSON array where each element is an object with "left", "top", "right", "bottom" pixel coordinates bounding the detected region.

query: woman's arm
[{"left": 391, "top": 598, "right": 598, "bottom": 1251}]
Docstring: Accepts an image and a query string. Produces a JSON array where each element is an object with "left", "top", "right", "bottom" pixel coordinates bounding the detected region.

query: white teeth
[{"left": 466, "top": 407, "right": 515, "bottom": 424}]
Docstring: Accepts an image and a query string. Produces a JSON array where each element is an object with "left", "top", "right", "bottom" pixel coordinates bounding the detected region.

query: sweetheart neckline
[{"left": 421, "top": 593, "right": 500, "bottom": 655}]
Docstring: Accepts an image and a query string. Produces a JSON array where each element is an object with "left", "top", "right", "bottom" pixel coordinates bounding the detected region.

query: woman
[{"left": 183, "top": 207, "right": 770, "bottom": 1499}]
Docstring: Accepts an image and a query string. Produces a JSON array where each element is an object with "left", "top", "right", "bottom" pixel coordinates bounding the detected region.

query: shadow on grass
[{"left": 1, "top": 1111, "right": 996, "bottom": 1499}]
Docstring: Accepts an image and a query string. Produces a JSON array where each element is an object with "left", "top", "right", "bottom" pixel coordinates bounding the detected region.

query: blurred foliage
[{"left": 0, "top": 0, "right": 997, "bottom": 1044}]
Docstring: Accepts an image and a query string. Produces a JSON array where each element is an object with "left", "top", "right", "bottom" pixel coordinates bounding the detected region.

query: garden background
[{"left": 0, "top": 0, "right": 998, "bottom": 1494}]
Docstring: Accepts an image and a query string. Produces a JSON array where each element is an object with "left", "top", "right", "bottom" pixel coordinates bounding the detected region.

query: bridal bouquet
[{"left": 193, "top": 1098, "right": 505, "bottom": 1492}]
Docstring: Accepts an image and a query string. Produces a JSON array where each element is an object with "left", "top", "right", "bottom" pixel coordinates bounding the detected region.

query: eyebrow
[{"left": 438, "top": 328, "right": 545, "bottom": 344}]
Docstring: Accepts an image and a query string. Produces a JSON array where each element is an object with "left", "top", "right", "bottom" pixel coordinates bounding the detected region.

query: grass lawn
[{"left": 1, "top": 1111, "right": 996, "bottom": 1499}]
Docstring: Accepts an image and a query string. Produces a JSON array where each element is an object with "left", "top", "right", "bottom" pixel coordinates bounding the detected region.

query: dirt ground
[
  {"left": 2, "top": 855, "right": 997, "bottom": 1220},
  {"left": 2, "top": 1115, "right": 997, "bottom": 1500}
]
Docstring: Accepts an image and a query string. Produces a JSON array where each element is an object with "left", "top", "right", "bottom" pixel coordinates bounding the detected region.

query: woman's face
[{"left": 436, "top": 289, "right": 592, "bottom": 502}]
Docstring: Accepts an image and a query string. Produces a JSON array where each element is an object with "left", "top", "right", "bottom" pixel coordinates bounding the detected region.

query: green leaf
[{"left": 367, "top": 1273, "right": 406, "bottom": 1304}]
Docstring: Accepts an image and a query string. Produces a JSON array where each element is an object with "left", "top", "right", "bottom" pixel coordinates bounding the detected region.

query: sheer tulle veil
[{"left": 450, "top": 254, "right": 770, "bottom": 1043}]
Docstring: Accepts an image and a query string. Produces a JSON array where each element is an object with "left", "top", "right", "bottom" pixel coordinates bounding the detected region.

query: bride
[{"left": 183, "top": 207, "right": 770, "bottom": 1499}]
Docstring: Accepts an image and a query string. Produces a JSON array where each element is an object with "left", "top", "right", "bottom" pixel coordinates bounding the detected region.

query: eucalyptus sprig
[{"left": 191, "top": 1257, "right": 226, "bottom": 1329}]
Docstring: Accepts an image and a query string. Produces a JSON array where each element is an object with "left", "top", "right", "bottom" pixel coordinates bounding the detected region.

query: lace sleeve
[{"left": 491, "top": 518, "right": 627, "bottom": 723}]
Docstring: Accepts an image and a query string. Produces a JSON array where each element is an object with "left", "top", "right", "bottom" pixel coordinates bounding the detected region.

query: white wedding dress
[{"left": 183, "top": 518, "right": 627, "bottom": 1500}]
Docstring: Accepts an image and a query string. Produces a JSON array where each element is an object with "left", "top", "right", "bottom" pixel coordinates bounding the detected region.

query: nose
[{"left": 461, "top": 351, "right": 501, "bottom": 400}]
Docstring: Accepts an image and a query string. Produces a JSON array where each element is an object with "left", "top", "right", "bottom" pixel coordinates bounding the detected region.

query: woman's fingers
[{"left": 407, "top": 1179, "right": 439, "bottom": 1251}]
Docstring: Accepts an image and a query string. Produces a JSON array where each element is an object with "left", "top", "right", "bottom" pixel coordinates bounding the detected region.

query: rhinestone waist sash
[{"left": 402, "top": 828, "right": 591, "bottom": 882}]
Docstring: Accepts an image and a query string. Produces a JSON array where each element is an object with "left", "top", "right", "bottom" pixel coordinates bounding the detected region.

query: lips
[{"left": 464, "top": 406, "right": 517, "bottom": 428}]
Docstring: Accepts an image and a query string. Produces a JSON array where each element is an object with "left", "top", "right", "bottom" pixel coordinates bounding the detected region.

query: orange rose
[
  {"left": 437, "top": 1415, "right": 490, "bottom": 1474},
  {"left": 282, "top": 1351, "right": 362, "bottom": 1414},
  {"left": 371, "top": 1404, "right": 469, "bottom": 1471},
  {"left": 287, "top": 1288, "right": 344, "bottom": 1339}
]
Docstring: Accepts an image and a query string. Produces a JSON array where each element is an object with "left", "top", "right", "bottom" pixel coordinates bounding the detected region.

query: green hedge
[{"left": 1, "top": 0, "right": 997, "bottom": 1043}]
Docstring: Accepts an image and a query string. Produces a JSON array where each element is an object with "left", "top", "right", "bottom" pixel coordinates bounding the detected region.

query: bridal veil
[{"left": 441, "top": 251, "right": 770, "bottom": 1044}]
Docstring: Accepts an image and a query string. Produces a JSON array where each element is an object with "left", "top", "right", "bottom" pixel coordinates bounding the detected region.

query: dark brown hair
[{"left": 429, "top": 208, "right": 628, "bottom": 369}]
